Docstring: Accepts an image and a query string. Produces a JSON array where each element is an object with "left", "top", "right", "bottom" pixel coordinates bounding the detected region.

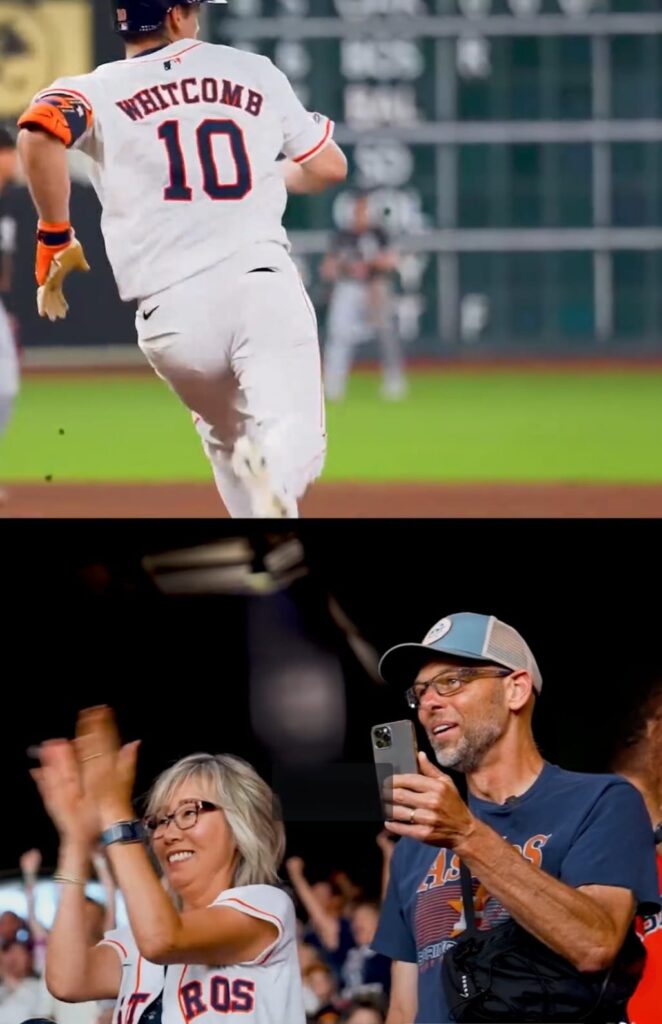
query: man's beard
[{"left": 431, "top": 701, "right": 506, "bottom": 773}]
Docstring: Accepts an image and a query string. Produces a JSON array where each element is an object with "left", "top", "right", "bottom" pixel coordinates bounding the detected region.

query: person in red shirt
[{"left": 611, "top": 680, "right": 662, "bottom": 1024}]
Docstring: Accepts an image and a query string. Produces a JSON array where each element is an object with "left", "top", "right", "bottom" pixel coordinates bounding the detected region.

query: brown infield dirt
[{"left": 2, "top": 481, "right": 662, "bottom": 518}]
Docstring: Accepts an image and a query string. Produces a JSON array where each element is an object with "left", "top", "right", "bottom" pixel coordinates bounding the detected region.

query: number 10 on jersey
[{"left": 158, "top": 118, "right": 252, "bottom": 201}]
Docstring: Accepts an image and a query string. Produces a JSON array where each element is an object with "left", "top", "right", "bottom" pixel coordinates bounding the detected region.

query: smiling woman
[{"left": 30, "top": 707, "right": 305, "bottom": 1024}]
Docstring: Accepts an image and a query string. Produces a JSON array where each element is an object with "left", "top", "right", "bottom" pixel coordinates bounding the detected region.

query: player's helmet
[{"left": 111, "top": 0, "right": 227, "bottom": 36}]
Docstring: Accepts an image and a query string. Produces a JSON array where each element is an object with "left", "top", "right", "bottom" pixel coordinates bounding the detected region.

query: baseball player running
[{"left": 17, "top": 0, "right": 347, "bottom": 518}]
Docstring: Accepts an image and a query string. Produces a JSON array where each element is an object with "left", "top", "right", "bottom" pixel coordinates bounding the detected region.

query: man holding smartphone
[{"left": 370, "top": 612, "right": 660, "bottom": 1024}]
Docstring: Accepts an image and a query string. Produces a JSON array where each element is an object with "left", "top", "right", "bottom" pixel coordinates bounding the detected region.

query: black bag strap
[
  {"left": 454, "top": 770, "right": 479, "bottom": 937},
  {"left": 459, "top": 858, "right": 478, "bottom": 936}
]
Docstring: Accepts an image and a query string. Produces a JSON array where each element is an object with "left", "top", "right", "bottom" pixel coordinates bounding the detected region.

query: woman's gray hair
[{"left": 145, "top": 753, "right": 285, "bottom": 886}]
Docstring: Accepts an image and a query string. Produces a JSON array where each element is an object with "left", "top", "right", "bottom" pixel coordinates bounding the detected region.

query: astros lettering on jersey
[{"left": 100, "top": 884, "right": 305, "bottom": 1024}]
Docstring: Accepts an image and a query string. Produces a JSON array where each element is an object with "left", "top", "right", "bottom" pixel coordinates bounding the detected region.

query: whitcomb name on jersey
[{"left": 116, "top": 76, "right": 264, "bottom": 122}]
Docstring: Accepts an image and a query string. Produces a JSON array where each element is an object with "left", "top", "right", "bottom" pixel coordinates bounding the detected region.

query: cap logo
[{"left": 423, "top": 617, "right": 452, "bottom": 645}]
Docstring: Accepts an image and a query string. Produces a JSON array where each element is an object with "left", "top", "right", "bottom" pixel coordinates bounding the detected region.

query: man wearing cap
[{"left": 371, "top": 612, "right": 660, "bottom": 1024}]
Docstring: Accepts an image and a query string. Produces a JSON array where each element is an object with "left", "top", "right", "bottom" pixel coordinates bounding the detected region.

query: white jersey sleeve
[
  {"left": 260, "top": 59, "right": 334, "bottom": 164},
  {"left": 212, "top": 884, "right": 294, "bottom": 966},
  {"left": 98, "top": 924, "right": 136, "bottom": 966}
]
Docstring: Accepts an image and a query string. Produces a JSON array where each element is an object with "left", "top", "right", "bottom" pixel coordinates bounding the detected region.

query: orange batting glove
[{"left": 36, "top": 221, "right": 90, "bottom": 321}]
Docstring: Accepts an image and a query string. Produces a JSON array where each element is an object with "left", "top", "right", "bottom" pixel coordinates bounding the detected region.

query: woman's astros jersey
[
  {"left": 99, "top": 884, "right": 306, "bottom": 1024},
  {"left": 17, "top": 40, "right": 334, "bottom": 303}
]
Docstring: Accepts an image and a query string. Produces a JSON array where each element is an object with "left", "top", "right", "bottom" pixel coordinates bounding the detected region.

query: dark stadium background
[{"left": 2, "top": 520, "right": 659, "bottom": 893}]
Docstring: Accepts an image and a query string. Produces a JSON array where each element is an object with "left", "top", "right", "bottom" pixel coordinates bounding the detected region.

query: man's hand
[
  {"left": 384, "top": 751, "right": 476, "bottom": 848},
  {"left": 36, "top": 221, "right": 90, "bottom": 321}
]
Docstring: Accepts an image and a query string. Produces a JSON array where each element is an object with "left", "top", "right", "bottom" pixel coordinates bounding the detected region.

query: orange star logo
[{"left": 448, "top": 883, "right": 490, "bottom": 937}]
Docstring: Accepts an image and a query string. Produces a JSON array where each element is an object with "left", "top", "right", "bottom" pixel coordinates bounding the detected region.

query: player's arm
[
  {"left": 280, "top": 141, "right": 347, "bottom": 195},
  {"left": 16, "top": 89, "right": 92, "bottom": 320},
  {"left": 266, "top": 59, "right": 347, "bottom": 194},
  {"left": 384, "top": 960, "right": 418, "bottom": 1024},
  {"left": 17, "top": 128, "right": 70, "bottom": 224},
  {"left": 369, "top": 230, "right": 398, "bottom": 274},
  {"left": 371, "top": 248, "right": 398, "bottom": 273}
]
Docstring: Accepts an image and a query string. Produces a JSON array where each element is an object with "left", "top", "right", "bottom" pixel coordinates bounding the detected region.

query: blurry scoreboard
[{"left": 206, "top": 0, "right": 662, "bottom": 354}]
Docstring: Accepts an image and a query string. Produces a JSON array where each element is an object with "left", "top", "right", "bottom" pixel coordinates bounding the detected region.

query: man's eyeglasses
[
  {"left": 143, "top": 799, "right": 220, "bottom": 839},
  {"left": 406, "top": 667, "right": 512, "bottom": 709}
]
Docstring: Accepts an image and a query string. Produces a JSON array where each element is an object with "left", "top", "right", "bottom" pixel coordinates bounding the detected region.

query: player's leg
[
  {"left": 372, "top": 281, "right": 407, "bottom": 399},
  {"left": 323, "top": 281, "right": 364, "bottom": 401},
  {"left": 229, "top": 261, "right": 327, "bottom": 516},
  {"left": 135, "top": 263, "right": 309, "bottom": 518},
  {"left": 135, "top": 274, "right": 261, "bottom": 517}
]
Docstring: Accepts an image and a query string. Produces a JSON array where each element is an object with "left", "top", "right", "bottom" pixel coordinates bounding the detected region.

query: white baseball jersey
[
  {"left": 33, "top": 41, "right": 334, "bottom": 302},
  {"left": 99, "top": 884, "right": 305, "bottom": 1024}
]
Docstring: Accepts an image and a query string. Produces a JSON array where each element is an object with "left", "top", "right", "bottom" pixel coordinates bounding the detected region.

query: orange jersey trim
[
  {"left": 99, "top": 937, "right": 129, "bottom": 960},
  {"left": 292, "top": 120, "right": 333, "bottom": 164}
]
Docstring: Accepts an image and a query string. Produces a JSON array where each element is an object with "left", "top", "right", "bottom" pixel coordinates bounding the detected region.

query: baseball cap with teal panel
[{"left": 378, "top": 612, "right": 543, "bottom": 694}]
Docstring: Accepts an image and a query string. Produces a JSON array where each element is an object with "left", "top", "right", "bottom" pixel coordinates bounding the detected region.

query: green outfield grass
[{"left": 2, "top": 369, "right": 662, "bottom": 483}]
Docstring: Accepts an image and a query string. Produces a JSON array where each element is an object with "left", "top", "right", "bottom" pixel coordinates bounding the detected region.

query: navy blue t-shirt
[{"left": 372, "top": 762, "right": 661, "bottom": 1024}]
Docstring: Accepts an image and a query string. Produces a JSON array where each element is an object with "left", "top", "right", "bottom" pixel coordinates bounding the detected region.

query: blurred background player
[
  {"left": 321, "top": 193, "right": 405, "bottom": 402},
  {"left": 0, "top": 128, "right": 20, "bottom": 505}
]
